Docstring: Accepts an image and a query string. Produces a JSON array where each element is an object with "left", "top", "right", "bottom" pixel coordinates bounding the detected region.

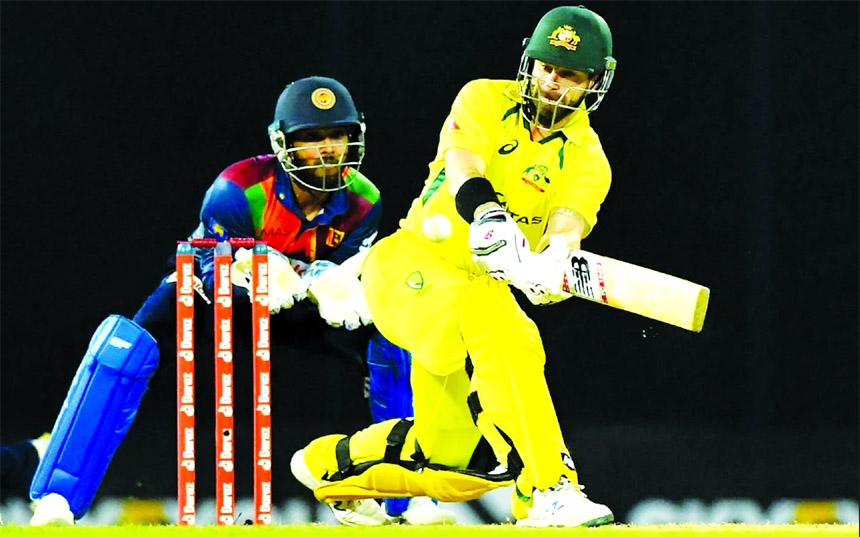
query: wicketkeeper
[{"left": 28, "top": 76, "right": 452, "bottom": 527}]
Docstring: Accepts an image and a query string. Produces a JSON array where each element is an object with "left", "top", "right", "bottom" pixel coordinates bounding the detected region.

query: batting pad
[
  {"left": 30, "top": 314, "right": 159, "bottom": 518},
  {"left": 314, "top": 462, "right": 513, "bottom": 504}
]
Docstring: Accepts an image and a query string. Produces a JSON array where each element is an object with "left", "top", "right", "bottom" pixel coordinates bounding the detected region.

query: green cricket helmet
[
  {"left": 517, "top": 5, "right": 617, "bottom": 130},
  {"left": 267, "top": 76, "right": 366, "bottom": 192}
]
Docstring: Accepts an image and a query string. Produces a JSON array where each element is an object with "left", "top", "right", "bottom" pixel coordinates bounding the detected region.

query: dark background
[{"left": 1, "top": 1, "right": 857, "bottom": 521}]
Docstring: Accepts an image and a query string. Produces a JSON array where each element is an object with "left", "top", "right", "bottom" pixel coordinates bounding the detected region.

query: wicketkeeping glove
[
  {"left": 469, "top": 207, "right": 531, "bottom": 281},
  {"left": 231, "top": 247, "right": 308, "bottom": 314},
  {"left": 304, "top": 260, "right": 373, "bottom": 330}
]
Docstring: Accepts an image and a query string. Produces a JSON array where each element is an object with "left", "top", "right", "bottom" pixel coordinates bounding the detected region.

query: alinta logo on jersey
[{"left": 520, "top": 164, "right": 551, "bottom": 193}]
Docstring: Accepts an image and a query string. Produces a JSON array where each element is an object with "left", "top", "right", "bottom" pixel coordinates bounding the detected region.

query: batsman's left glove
[{"left": 510, "top": 235, "right": 574, "bottom": 306}]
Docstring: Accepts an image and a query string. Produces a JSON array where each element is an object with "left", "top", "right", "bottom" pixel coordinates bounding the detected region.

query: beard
[
  {"left": 534, "top": 100, "right": 575, "bottom": 129},
  {"left": 290, "top": 156, "right": 345, "bottom": 191},
  {"left": 293, "top": 167, "right": 343, "bottom": 191},
  {"left": 526, "top": 79, "right": 579, "bottom": 129}
]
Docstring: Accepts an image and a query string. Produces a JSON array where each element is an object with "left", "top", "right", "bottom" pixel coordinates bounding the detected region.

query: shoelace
[{"left": 547, "top": 477, "right": 588, "bottom": 497}]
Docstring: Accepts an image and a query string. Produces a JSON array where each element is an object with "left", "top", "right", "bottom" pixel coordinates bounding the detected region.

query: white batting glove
[
  {"left": 511, "top": 235, "right": 574, "bottom": 306},
  {"left": 469, "top": 207, "right": 531, "bottom": 281},
  {"left": 304, "top": 260, "right": 373, "bottom": 330},
  {"left": 231, "top": 247, "right": 308, "bottom": 314}
]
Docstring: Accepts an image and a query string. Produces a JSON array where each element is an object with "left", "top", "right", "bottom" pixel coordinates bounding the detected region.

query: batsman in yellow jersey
[{"left": 292, "top": 5, "right": 618, "bottom": 527}]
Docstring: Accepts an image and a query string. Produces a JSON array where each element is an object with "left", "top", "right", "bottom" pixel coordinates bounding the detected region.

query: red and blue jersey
[{"left": 194, "top": 154, "right": 381, "bottom": 288}]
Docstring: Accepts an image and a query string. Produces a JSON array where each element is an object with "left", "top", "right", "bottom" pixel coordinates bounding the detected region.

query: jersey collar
[
  {"left": 504, "top": 81, "right": 591, "bottom": 147},
  {"left": 274, "top": 167, "right": 350, "bottom": 225}
]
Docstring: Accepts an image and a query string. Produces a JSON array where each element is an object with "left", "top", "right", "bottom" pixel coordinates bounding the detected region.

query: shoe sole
[
  {"left": 329, "top": 501, "right": 393, "bottom": 526},
  {"left": 291, "top": 450, "right": 392, "bottom": 527},
  {"left": 401, "top": 512, "right": 458, "bottom": 525},
  {"left": 31, "top": 517, "right": 73, "bottom": 527},
  {"left": 30, "top": 494, "right": 74, "bottom": 527},
  {"left": 516, "top": 512, "right": 614, "bottom": 527}
]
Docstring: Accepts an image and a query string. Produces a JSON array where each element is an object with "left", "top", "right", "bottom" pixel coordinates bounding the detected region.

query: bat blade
[{"left": 561, "top": 249, "right": 710, "bottom": 332}]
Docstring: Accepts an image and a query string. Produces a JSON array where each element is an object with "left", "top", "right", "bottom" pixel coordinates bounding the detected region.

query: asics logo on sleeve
[{"left": 498, "top": 140, "right": 519, "bottom": 154}]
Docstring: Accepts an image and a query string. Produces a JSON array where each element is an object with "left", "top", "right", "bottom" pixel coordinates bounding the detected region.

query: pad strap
[
  {"left": 315, "top": 463, "right": 514, "bottom": 503},
  {"left": 467, "top": 391, "right": 483, "bottom": 425},
  {"left": 464, "top": 355, "right": 474, "bottom": 380},
  {"left": 384, "top": 419, "right": 414, "bottom": 464},
  {"left": 331, "top": 418, "right": 416, "bottom": 481},
  {"left": 335, "top": 437, "right": 352, "bottom": 478}
]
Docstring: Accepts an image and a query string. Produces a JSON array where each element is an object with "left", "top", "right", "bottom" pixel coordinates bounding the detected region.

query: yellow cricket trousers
[{"left": 302, "top": 230, "right": 577, "bottom": 496}]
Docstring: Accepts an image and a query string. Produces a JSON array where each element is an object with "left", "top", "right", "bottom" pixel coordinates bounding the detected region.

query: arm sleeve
[
  {"left": 549, "top": 139, "right": 612, "bottom": 237},
  {"left": 197, "top": 177, "right": 256, "bottom": 293},
  {"left": 436, "top": 80, "right": 499, "bottom": 165}
]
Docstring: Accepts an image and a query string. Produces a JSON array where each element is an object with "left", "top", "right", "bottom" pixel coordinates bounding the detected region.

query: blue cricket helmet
[
  {"left": 270, "top": 76, "right": 364, "bottom": 135},
  {"left": 267, "top": 76, "right": 366, "bottom": 192}
]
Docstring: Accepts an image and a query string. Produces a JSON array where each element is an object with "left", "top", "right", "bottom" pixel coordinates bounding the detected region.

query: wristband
[{"left": 455, "top": 176, "right": 498, "bottom": 223}]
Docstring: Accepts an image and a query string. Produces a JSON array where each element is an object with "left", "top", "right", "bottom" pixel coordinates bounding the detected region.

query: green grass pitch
[{"left": 0, "top": 524, "right": 856, "bottom": 536}]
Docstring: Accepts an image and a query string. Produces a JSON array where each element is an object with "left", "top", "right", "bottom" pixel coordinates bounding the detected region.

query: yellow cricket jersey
[{"left": 398, "top": 78, "right": 611, "bottom": 273}]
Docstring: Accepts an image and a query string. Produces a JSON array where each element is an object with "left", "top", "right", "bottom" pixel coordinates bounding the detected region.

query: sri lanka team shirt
[{"left": 195, "top": 154, "right": 381, "bottom": 288}]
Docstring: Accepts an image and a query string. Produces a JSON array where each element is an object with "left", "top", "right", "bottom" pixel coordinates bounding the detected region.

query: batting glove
[
  {"left": 469, "top": 207, "right": 531, "bottom": 281},
  {"left": 511, "top": 235, "right": 574, "bottom": 306}
]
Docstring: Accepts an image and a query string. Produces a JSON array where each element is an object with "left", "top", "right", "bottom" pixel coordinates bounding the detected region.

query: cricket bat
[{"left": 560, "top": 249, "right": 710, "bottom": 332}]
